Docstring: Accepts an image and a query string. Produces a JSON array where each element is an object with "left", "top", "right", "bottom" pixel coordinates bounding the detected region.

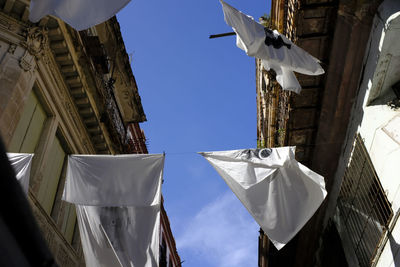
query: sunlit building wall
[
  {"left": 257, "top": 0, "right": 400, "bottom": 266},
  {"left": 0, "top": 1, "right": 179, "bottom": 265}
]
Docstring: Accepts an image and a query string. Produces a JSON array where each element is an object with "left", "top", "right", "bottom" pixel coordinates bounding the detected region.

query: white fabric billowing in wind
[
  {"left": 62, "top": 154, "right": 164, "bottom": 267},
  {"left": 7, "top": 153, "right": 34, "bottom": 194},
  {"left": 29, "top": 0, "right": 131, "bottom": 31},
  {"left": 76, "top": 205, "right": 160, "bottom": 267},
  {"left": 261, "top": 60, "right": 301, "bottom": 94},
  {"left": 220, "top": 0, "right": 324, "bottom": 93},
  {"left": 200, "top": 147, "right": 327, "bottom": 250}
]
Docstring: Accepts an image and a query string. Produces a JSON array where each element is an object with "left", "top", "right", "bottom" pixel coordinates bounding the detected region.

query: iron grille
[{"left": 338, "top": 134, "right": 393, "bottom": 267}]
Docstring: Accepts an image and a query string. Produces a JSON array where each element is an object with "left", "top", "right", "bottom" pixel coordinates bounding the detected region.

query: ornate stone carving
[
  {"left": 7, "top": 43, "right": 16, "bottom": 54},
  {"left": 0, "top": 17, "right": 15, "bottom": 31},
  {"left": 21, "top": 27, "right": 49, "bottom": 59},
  {"left": 19, "top": 50, "right": 34, "bottom": 71},
  {"left": 65, "top": 101, "right": 72, "bottom": 112}
]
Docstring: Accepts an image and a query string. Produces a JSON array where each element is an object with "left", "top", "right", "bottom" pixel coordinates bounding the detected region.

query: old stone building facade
[
  {"left": 257, "top": 0, "right": 400, "bottom": 266},
  {"left": 0, "top": 0, "right": 179, "bottom": 266},
  {"left": 160, "top": 200, "right": 182, "bottom": 267}
]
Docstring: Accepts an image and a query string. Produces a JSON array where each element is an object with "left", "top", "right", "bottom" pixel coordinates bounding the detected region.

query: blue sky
[{"left": 118, "top": 1, "right": 271, "bottom": 266}]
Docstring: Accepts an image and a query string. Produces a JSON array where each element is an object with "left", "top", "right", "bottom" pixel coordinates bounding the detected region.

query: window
[
  {"left": 337, "top": 134, "right": 393, "bottom": 267},
  {"left": 53, "top": 188, "right": 77, "bottom": 244},
  {"left": 37, "top": 136, "right": 66, "bottom": 214},
  {"left": 8, "top": 90, "right": 47, "bottom": 153},
  {"left": 71, "top": 221, "right": 81, "bottom": 251},
  {"left": 48, "top": 135, "right": 78, "bottom": 245},
  {"left": 160, "top": 238, "right": 167, "bottom": 267},
  {"left": 8, "top": 86, "right": 80, "bottom": 250}
]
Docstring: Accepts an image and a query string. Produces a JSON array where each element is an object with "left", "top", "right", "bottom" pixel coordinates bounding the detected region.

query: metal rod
[{"left": 209, "top": 32, "right": 236, "bottom": 39}]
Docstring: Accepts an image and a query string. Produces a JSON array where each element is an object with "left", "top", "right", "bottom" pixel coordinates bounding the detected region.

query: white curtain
[
  {"left": 220, "top": 0, "right": 324, "bottom": 93},
  {"left": 29, "top": 0, "right": 131, "bottom": 31},
  {"left": 62, "top": 154, "right": 164, "bottom": 267},
  {"left": 200, "top": 147, "right": 327, "bottom": 250},
  {"left": 7, "top": 153, "right": 34, "bottom": 194}
]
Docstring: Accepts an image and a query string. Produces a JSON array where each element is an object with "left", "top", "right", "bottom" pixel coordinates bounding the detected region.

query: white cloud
[{"left": 176, "top": 191, "right": 259, "bottom": 267}]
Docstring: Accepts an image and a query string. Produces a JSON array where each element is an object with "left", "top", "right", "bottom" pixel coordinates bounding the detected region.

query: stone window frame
[{"left": 7, "top": 80, "right": 83, "bottom": 253}]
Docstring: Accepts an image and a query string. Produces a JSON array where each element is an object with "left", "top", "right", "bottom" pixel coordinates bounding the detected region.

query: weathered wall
[
  {"left": 0, "top": 37, "right": 36, "bottom": 145},
  {"left": 328, "top": 1, "right": 400, "bottom": 266},
  {"left": 293, "top": 1, "right": 383, "bottom": 266}
]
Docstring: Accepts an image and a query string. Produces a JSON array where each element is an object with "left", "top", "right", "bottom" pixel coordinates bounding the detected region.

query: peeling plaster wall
[{"left": 327, "top": 1, "right": 400, "bottom": 266}]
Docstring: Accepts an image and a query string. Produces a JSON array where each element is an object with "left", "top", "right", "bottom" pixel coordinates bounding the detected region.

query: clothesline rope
[{"left": 160, "top": 140, "right": 347, "bottom": 156}]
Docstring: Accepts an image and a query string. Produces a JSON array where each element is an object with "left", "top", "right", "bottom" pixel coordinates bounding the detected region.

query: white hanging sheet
[
  {"left": 261, "top": 60, "right": 301, "bottom": 94},
  {"left": 62, "top": 154, "right": 163, "bottom": 206},
  {"left": 199, "top": 147, "right": 327, "bottom": 250},
  {"left": 76, "top": 205, "right": 160, "bottom": 267},
  {"left": 7, "top": 153, "right": 33, "bottom": 194},
  {"left": 220, "top": 0, "right": 324, "bottom": 93},
  {"left": 29, "top": 0, "right": 131, "bottom": 31},
  {"left": 63, "top": 154, "right": 164, "bottom": 267}
]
